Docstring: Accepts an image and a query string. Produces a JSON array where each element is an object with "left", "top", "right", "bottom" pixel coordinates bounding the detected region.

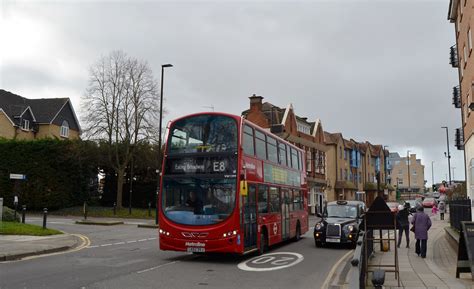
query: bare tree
[{"left": 82, "top": 51, "right": 159, "bottom": 208}]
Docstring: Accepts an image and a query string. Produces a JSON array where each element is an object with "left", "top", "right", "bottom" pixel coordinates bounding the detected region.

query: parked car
[
  {"left": 386, "top": 202, "right": 400, "bottom": 213},
  {"left": 314, "top": 200, "right": 365, "bottom": 248},
  {"left": 404, "top": 200, "right": 421, "bottom": 213},
  {"left": 422, "top": 197, "right": 437, "bottom": 208}
]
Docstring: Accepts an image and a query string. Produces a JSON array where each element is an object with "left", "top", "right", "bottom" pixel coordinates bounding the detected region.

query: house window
[
  {"left": 412, "top": 170, "right": 417, "bottom": 175},
  {"left": 22, "top": 119, "right": 30, "bottom": 131},
  {"left": 398, "top": 179, "right": 403, "bottom": 185},
  {"left": 398, "top": 169, "right": 403, "bottom": 175},
  {"left": 60, "top": 121, "right": 69, "bottom": 138}
]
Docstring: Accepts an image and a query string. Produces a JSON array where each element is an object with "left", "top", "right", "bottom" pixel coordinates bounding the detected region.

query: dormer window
[
  {"left": 22, "top": 119, "right": 30, "bottom": 131},
  {"left": 60, "top": 120, "right": 69, "bottom": 138},
  {"left": 296, "top": 121, "right": 310, "bottom": 134}
]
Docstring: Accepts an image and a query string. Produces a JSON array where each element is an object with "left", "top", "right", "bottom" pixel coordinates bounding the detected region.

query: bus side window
[
  {"left": 243, "top": 125, "right": 255, "bottom": 156},
  {"left": 255, "top": 130, "right": 267, "bottom": 160},
  {"left": 269, "top": 187, "right": 280, "bottom": 213},
  {"left": 267, "top": 136, "right": 278, "bottom": 163},
  {"left": 278, "top": 142, "right": 287, "bottom": 167},
  {"left": 258, "top": 185, "right": 268, "bottom": 214}
]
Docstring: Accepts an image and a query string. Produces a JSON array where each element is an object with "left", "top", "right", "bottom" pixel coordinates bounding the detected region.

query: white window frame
[
  {"left": 22, "top": 119, "right": 29, "bottom": 131},
  {"left": 60, "top": 121, "right": 69, "bottom": 138},
  {"left": 397, "top": 179, "right": 403, "bottom": 185},
  {"left": 464, "top": 45, "right": 468, "bottom": 65},
  {"left": 469, "top": 28, "right": 473, "bottom": 53}
]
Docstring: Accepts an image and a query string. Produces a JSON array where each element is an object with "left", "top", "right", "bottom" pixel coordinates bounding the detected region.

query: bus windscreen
[{"left": 162, "top": 177, "right": 236, "bottom": 226}]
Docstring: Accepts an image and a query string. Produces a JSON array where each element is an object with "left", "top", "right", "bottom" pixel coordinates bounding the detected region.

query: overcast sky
[{"left": 0, "top": 0, "right": 462, "bottom": 185}]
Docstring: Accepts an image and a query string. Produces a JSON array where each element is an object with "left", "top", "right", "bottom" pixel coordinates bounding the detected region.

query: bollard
[
  {"left": 43, "top": 208, "right": 48, "bottom": 229},
  {"left": 113, "top": 202, "right": 117, "bottom": 215},
  {"left": 148, "top": 202, "right": 151, "bottom": 217},
  {"left": 21, "top": 205, "right": 26, "bottom": 223},
  {"left": 83, "top": 201, "right": 88, "bottom": 220}
]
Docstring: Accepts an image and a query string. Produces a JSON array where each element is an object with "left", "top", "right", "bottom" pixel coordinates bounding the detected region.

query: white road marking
[
  {"left": 136, "top": 261, "right": 179, "bottom": 274},
  {"left": 238, "top": 252, "right": 304, "bottom": 272},
  {"left": 86, "top": 237, "right": 156, "bottom": 249}
]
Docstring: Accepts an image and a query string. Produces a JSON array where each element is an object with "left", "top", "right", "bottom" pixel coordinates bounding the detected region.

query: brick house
[
  {"left": 0, "top": 89, "right": 81, "bottom": 140},
  {"left": 242, "top": 94, "right": 328, "bottom": 214}
]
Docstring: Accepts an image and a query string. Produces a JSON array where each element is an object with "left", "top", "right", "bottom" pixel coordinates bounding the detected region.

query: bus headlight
[{"left": 223, "top": 230, "right": 238, "bottom": 238}]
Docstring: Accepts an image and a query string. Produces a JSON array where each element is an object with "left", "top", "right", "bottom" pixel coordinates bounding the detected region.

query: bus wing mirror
[{"left": 240, "top": 180, "right": 248, "bottom": 196}]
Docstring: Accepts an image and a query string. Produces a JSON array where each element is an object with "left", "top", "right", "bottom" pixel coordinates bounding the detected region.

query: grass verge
[
  {"left": 51, "top": 206, "right": 155, "bottom": 219},
  {"left": 0, "top": 222, "right": 62, "bottom": 236}
]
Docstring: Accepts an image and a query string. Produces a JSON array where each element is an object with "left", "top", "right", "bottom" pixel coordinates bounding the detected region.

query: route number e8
[{"left": 213, "top": 162, "right": 225, "bottom": 172}]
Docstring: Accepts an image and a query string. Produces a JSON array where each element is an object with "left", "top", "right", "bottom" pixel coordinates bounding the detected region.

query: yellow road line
[{"left": 321, "top": 249, "right": 354, "bottom": 289}]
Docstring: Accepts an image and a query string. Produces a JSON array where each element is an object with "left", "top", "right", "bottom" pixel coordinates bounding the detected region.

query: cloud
[{"left": 0, "top": 0, "right": 463, "bottom": 185}]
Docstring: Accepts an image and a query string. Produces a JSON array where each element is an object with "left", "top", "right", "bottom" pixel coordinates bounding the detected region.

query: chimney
[{"left": 249, "top": 94, "right": 264, "bottom": 112}]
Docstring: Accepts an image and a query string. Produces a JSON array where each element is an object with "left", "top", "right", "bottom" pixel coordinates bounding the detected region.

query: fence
[
  {"left": 348, "top": 230, "right": 374, "bottom": 289},
  {"left": 449, "top": 198, "right": 472, "bottom": 231}
]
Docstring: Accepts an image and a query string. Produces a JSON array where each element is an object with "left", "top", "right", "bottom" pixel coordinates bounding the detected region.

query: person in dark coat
[
  {"left": 397, "top": 203, "right": 411, "bottom": 248},
  {"left": 412, "top": 206, "right": 432, "bottom": 258}
]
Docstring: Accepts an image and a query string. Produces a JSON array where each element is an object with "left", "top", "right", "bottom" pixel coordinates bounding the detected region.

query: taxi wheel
[{"left": 315, "top": 240, "right": 323, "bottom": 248}]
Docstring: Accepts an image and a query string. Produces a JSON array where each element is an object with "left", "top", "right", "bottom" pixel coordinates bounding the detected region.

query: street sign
[{"left": 9, "top": 174, "right": 26, "bottom": 180}]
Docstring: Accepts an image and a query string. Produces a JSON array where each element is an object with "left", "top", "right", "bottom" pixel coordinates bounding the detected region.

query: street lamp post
[
  {"left": 407, "top": 150, "right": 411, "bottom": 199},
  {"left": 441, "top": 126, "right": 452, "bottom": 185},
  {"left": 383, "top": 145, "right": 389, "bottom": 185},
  {"left": 156, "top": 63, "right": 173, "bottom": 225},
  {"left": 431, "top": 161, "right": 434, "bottom": 188}
]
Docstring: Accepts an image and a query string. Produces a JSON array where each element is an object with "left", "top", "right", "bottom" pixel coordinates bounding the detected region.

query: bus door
[
  {"left": 242, "top": 184, "right": 257, "bottom": 249},
  {"left": 281, "top": 188, "right": 290, "bottom": 240}
]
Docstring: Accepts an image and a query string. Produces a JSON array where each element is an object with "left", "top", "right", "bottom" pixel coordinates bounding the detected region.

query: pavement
[
  {"left": 0, "top": 233, "right": 85, "bottom": 261},
  {"left": 0, "top": 215, "right": 157, "bottom": 262},
  {"left": 362, "top": 214, "right": 472, "bottom": 289}
]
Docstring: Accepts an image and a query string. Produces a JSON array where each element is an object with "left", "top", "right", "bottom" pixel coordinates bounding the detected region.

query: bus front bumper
[{"left": 159, "top": 235, "right": 243, "bottom": 254}]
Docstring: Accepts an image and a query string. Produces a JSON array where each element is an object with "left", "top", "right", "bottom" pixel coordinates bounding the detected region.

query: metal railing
[
  {"left": 349, "top": 230, "right": 374, "bottom": 289},
  {"left": 449, "top": 198, "right": 472, "bottom": 231},
  {"left": 450, "top": 44, "right": 459, "bottom": 68}
]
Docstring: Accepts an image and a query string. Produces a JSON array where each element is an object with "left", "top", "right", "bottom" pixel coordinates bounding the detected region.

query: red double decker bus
[{"left": 159, "top": 112, "right": 308, "bottom": 254}]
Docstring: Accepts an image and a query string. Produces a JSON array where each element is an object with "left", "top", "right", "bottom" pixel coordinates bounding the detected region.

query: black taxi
[{"left": 314, "top": 200, "right": 365, "bottom": 248}]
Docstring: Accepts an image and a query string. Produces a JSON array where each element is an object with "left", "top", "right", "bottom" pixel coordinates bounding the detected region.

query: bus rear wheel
[
  {"left": 259, "top": 231, "right": 268, "bottom": 255},
  {"left": 293, "top": 223, "right": 301, "bottom": 241}
]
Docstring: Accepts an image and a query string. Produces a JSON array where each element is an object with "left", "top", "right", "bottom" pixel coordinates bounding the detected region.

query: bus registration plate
[
  {"left": 326, "top": 238, "right": 340, "bottom": 243},
  {"left": 187, "top": 247, "right": 205, "bottom": 253}
]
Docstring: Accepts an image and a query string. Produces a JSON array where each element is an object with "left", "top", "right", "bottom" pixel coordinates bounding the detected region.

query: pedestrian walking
[
  {"left": 438, "top": 200, "right": 446, "bottom": 221},
  {"left": 397, "top": 203, "right": 411, "bottom": 248},
  {"left": 431, "top": 203, "right": 438, "bottom": 215},
  {"left": 412, "top": 206, "right": 432, "bottom": 258}
]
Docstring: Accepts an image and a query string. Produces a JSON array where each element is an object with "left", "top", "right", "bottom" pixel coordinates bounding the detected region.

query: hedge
[{"left": 0, "top": 139, "right": 99, "bottom": 210}]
